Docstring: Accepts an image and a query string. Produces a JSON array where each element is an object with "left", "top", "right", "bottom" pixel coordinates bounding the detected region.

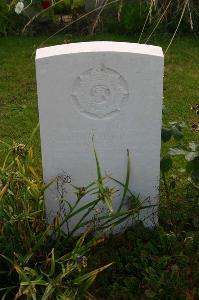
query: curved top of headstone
[{"left": 36, "top": 41, "right": 163, "bottom": 60}]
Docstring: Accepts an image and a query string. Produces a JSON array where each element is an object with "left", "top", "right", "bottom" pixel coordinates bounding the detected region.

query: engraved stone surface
[
  {"left": 36, "top": 41, "right": 164, "bottom": 233},
  {"left": 72, "top": 65, "right": 128, "bottom": 119}
]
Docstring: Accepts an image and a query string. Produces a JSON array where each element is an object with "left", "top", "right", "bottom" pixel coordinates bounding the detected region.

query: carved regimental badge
[{"left": 72, "top": 65, "right": 129, "bottom": 119}]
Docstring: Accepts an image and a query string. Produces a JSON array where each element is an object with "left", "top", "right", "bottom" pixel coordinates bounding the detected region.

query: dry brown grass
[{"left": 149, "top": 0, "right": 198, "bottom": 30}]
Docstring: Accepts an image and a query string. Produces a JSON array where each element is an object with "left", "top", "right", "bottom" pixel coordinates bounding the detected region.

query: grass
[
  {"left": 0, "top": 33, "right": 199, "bottom": 299},
  {"left": 89, "top": 224, "right": 199, "bottom": 299},
  {"left": 0, "top": 142, "right": 198, "bottom": 300},
  {"left": 0, "top": 34, "right": 198, "bottom": 167}
]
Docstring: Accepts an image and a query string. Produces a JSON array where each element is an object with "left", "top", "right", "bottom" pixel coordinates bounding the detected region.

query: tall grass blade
[
  {"left": 117, "top": 149, "right": 131, "bottom": 212},
  {"left": 49, "top": 248, "right": 55, "bottom": 276},
  {"left": 145, "top": 0, "right": 172, "bottom": 44},
  {"left": 138, "top": 1, "right": 153, "bottom": 43},
  {"left": 74, "top": 262, "right": 113, "bottom": 292},
  {"left": 41, "top": 284, "right": 55, "bottom": 300},
  {"left": 25, "top": 123, "right": 39, "bottom": 148},
  {"left": 165, "top": 0, "right": 189, "bottom": 54},
  {"left": 92, "top": 137, "right": 102, "bottom": 185},
  {"left": 37, "top": 0, "right": 121, "bottom": 48}
]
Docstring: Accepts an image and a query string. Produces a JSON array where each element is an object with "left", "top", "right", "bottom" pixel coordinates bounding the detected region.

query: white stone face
[{"left": 35, "top": 41, "right": 164, "bottom": 233}]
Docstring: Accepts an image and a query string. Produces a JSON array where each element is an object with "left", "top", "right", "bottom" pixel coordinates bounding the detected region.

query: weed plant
[
  {"left": 0, "top": 126, "right": 147, "bottom": 299},
  {"left": 87, "top": 122, "right": 199, "bottom": 299},
  {"left": 0, "top": 122, "right": 198, "bottom": 299}
]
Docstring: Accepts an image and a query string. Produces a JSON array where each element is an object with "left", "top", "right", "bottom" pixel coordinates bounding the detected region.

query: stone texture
[{"left": 35, "top": 41, "right": 164, "bottom": 232}]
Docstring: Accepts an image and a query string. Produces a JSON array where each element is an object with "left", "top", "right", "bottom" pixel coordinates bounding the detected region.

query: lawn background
[
  {"left": 0, "top": 34, "right": 199, "bottom": 300},
  {"left": 0, "top": 34, "right": 198, "bottom": 171}
]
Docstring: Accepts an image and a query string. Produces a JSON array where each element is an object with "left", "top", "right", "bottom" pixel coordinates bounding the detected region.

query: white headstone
[{"left": 36, "top": 41, "right": 164, "bottom": 233}]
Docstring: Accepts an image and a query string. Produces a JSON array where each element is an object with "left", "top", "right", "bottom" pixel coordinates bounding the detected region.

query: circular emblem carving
[{"left": 71, "top": 65, "right": 129, "bottom": 119}]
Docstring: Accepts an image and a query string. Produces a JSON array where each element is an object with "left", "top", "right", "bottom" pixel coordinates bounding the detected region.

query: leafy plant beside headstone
[
  {"left": 161, "top": 121, "right": 199, "bottom": 189},
  {"left": 0, "top": 140, "right": 110, "bottom": 299},
  {"left": 0, "top": 126, "right": 146, "bottom": 299}
]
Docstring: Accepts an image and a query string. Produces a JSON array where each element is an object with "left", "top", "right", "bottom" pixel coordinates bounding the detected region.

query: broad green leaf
[
  {"left": 20, "top": 278, "right": 47, "bottom": 286},
  {"left": 160, "top": 156, "right": 173, "bottom": 173},
  {"left": 75, "top": 230, "right": 88, "bottom": 248},
  {"left": 191, "top": 169, "right": 199, "bottom": 184},
  {"left": 161, "top": 127, "right": 172, "bottom": 142},
  {"left": 118, "top": 149, "right": 131, "bottom": 212},
  {"left": 189, "top": 142, "right": 199, "bottom": 152},
  {"left": 185, "top": 151, "right": 199, "bottom": 161},
  {"left": 41, "top": 284, "right": 55, "bottom": 300},
  {"left": 186, "top": 159, "right": 199, "bottom": 173},
  {"left": 168, "top": 147, "right": 187, "bottom": 156},
  {"left": 92, "top": 138, "right": 102, "bottom": 185},
  {"left": 74, "top": 262, "right": 113, "bottom": 285},
  {"left": 171, "top": 127, "right": 183, "bottom": 141}
]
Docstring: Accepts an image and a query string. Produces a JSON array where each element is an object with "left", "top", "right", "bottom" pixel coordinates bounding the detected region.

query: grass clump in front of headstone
[
  {"left": 0, "top": 123, "right": 198, "bottom": 299},
  {"left": 0, "top": 126, "right": 148, "bottom": 299},
  {"left": 87, "top": 122, "right": 199, "bottom": 300}
]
